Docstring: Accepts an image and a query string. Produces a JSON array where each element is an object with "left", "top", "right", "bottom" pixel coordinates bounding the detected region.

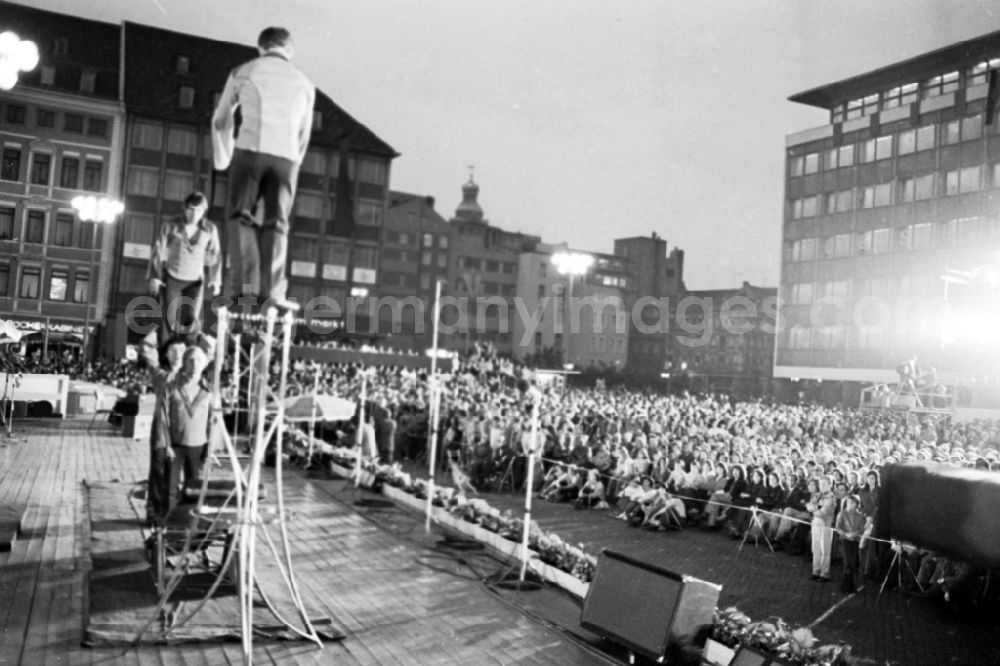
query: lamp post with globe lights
[
  {"left": 71, "top": 195, "right": 124, "bottom": 360},
  {"left": 0, "top": 31, "right": 39, "bottom": 91},
  {"left": 551, "top": 251, "right": 594, "bottom": 366}
]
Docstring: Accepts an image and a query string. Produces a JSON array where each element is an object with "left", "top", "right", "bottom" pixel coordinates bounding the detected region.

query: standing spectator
[
  {"left": 140, "top": 336, "right": 188, "bottom": 525},
  {"left": 212, "top": 26, "right": 315, "bottom": 311},
  {"left": 808, "top": 476, "right": 837, "bottom": 581},
  {"left": 835, "top": 494, "right": 865, "bottom": 593},
  {"left": 773, "top": 473, "right": 812, "bottom": 545},
  {"left": 167, "top": 346, "right": 212, "bottom": 510},
  {"left": 147, "top": 192, "right": 221, "bottom": 342}
]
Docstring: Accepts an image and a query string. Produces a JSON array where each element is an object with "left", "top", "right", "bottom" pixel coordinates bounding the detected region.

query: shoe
[
  {"left": 818, "top": 575, "right": 830, "bottom": 582},
  {"left": 810, "top": 574, "right": 820, "bottom": 580}
]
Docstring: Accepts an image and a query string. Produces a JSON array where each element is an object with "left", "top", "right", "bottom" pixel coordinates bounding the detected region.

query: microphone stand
[{"left": 519, "top": 388, "right": 541, "bottom": 584}]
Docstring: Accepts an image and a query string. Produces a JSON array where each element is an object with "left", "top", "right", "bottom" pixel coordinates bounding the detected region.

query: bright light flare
[
  {"left": 71, "top": 196, "right": 124, "bottom": 224},
  {"left": 552, "top": 251, "right": 594, "bottom": 277},
  {"left": 0, "top": 32, "right": 39, "bottom": 91}
]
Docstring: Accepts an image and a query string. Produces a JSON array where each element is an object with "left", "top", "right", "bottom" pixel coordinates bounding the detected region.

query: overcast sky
[{"left": 16, "top": 0, "right": 1000, "bottom": 288}]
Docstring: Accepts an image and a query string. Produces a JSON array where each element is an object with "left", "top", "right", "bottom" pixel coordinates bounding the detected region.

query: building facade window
[
  {"left": 882, "top": 82, "right": 918, "bottom": 108},
  {"left": 860, "top": 139, "right": 877, "bottom": 163},
  {"left": 789, "top": 155, "right": 804, "bottom": 177},
  {"left": 29, "top": 153, "right": 52, "bottom": 185},
  {"left": 73, "top": 270, "right": 90, "bottom": 303},
  {"left": 922, "top": 71, "right": 959, "bottom": 98},
  {"left": 132, "top": 122, "right": 164, "bottom": 150},
  {"left": 942, "top": 120, "right": 961, "bottom": 146},
  {"left": 79, "top": 70, "right": 96, "bottom": 94},
  {"left": 804, "top": 152, "right": 819, "bottom": 174},
  {"left": 897, "top": 129, "right": 916, "bottom": 155},
  {"left": 83, "top": 160, "right": 103, "bottom": 191},
  {"left": 178, "top": 86, "right": 195, "bottom": 109},
  {"left": 78, "top": 221, "right": 95, "bottom": 249},
  {"left": 875, "top": 135, "right": 893, "bottom": 160},
  {"left": 1, "top": 148, "right": 21, "bottom": 181},
  {"left": 5, "top": 105, "right": 26, "bottom": 124},
  {"left": 39, "top": 65, "right": 55, "bottom": 85},
  {"left": 872, "top": 228, "right": 891, "bottom": 253},
  {"left": 48, "top": 268, "right": 68, "bottom": 301},
  {"left": 0, "top": 264, "right": 8, "bottom": 296},
  {"left": 0, "top": 206, "right": 13, "bottom": 239},
  {"left": 914, "top": 174, "right": 935, "bottom": 200},
  {"left": 960, "top": 165, "right": 981, "bottom": 193},
  {"left": 358, "top": 159, "right": 387, "bottom": 185},
  {"left": 962, "top": 115, "right": 982, "bottom": 141},
  {"left": 25, "top": 210, "right": 45, "bottom": 244},
  {"left": 968, "top": 58, "right": 1000, "bottom": 86},
  {"left": 60, "top": 156, "right": 79, "bottom": 189},
  {"left": 175, "top": 55, "right": 191, "bottom": 73},
  {"left": 64, "top": 114, "right": 84, "bottom": 133},
  {"left": 19, "top": 267, "right": 41, "bottom": 299},
  {"left": 356, "top": 201, "right": 383, "bottom": 226},
  {"left": 53, "top": 213, "right": 74, "bottom": 246},
  {"left": 874, "top": 182, "right": 892, "bottom": 207},
  {"left": 293, "top": 191, "right": 324, "bottom": 218},
  {"left": 166, "top": 127, "right": 198, "bottom": 155},
  {"left": 127, "top": 166, "right": 159, "bottom": 197},
  {"left": 162, "top": 170, "right": 193, "bottom": 200},
  {"left": 838, "top": 144, "right": 854, "bottom": 166},
  {"left": 36, "top": 109, "right": 55, "bottom": 128}
]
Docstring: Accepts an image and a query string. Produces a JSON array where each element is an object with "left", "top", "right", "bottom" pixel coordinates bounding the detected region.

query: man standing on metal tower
[{"left": 211, "top": 26, "right": 315, "bottom": 312}]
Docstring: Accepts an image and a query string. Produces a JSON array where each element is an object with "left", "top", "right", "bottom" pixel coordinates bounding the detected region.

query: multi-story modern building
[
  {"left": 780, "top": 29, "right": 1000, "bottom": 406},
  {"left": 512, "top": 242, "right": 629, "bottom": 369},
  {"left": 444, "top": 176, "right": 539, "bottom": 356},
  {"left": 613, "top": 233, "right": 686, "bottom": 377},
  {"left": 377, "top": 191, "right": 450, "bottom": 349},
  {"left": 0, "top": 3, "right": 125, "bottom": 357},
  {"left": 112, "top": 21, "right": 397, "bottom": 352},
  {"left": 666, "top": 282, "right": 776, "bottom": 398}
]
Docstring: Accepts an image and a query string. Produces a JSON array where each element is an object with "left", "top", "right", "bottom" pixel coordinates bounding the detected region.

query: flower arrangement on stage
[
  {"left": 312, "top": 451, "right": 850, "bottom": 664},
  {"left": 713, "top": 607, "right": 852, "bottom": 666}
]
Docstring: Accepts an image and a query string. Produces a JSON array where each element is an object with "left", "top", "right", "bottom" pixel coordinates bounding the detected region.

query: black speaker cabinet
[{"left": 580, "top": 549, "right": 722, "bottom": 661}]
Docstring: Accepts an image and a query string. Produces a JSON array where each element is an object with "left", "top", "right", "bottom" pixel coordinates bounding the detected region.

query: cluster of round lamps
[{"left": 0, "top": 31, "right": 40, "bottom": 91}]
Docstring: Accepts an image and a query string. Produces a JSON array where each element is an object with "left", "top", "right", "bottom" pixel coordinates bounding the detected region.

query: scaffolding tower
[{"left": 134, "top": 306, "right": 325, "bottom": 665}]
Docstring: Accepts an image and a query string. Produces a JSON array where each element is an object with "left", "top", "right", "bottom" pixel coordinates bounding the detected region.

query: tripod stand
[
  {"left": 878, "top": 540, "right": 923, "bottom": 601},
  {"left": 494, "top": 454, "right": 521, "bottom": 493},
  {"left": 738, "top": 506, "right": 775, "bottom": 554}
]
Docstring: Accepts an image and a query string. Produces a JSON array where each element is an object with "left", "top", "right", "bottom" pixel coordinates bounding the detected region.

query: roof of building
[
  {"left": 1, "top": 1, "right": 120, "bottom": 101},
  {"left": 121, "top": 21, "right": 397, "bottom": 157},
  {"left": 790, "top": 28, "right": 1000, "bottom": 109},
  {"left": 686, "top": 281, "right": 777, "bottom": 300}
]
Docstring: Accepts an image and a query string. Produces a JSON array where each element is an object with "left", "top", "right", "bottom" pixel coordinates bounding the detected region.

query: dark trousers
[
  {"left": 168, "top": 444, "right": 206, "bottom": 510},
  {"left": 841, "top": 539, "right": 861, "bottom": 592},
  {"left": 225, "top": 148, "right": 296, "bottom": 302},
  {"left": 147, "top": 423, "right": 171, "bottom": 523},
  {"left": 160, "top": 275, "right": 204, "bottom": 343}
]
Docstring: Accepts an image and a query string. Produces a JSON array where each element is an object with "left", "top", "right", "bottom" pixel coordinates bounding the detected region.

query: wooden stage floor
[{"left": 0, "top": 421, "right": 609, "bottom": 666}]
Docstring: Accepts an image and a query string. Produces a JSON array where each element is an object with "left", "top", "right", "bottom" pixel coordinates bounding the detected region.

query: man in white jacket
[{"left": 211, "top": 26, "right": 315, "bottom": 311}]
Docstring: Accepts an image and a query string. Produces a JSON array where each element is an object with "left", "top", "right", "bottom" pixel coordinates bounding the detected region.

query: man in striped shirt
[{"left": 148, "top": 192, "right": 221, "bottom": 342}]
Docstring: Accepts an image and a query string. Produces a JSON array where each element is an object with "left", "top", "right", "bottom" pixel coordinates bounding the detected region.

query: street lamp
[
  {"left": 0, "top": 31, "right": 39, "bottom": 91},
  {"left": 552, "top": 251, "right": 593, "bottom": 366},
  {"left": 72, "top": 195, "right": 124, "bottom": 360}
]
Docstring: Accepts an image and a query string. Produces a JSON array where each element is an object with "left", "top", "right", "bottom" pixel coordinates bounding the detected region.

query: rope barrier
[{"left": 480, "top": 450, "right": 896, "bottom": 546}]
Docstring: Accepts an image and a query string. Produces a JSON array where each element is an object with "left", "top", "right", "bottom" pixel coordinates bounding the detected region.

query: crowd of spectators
[
  {"left": 0, "top": 348, "right": 150, "bottom": 394},
  {"left": 267, "top": 344, "right": 1000, "bottom": 606},
  {"left": 7, "top": 338, "right": 999, "bottom": 607}
]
